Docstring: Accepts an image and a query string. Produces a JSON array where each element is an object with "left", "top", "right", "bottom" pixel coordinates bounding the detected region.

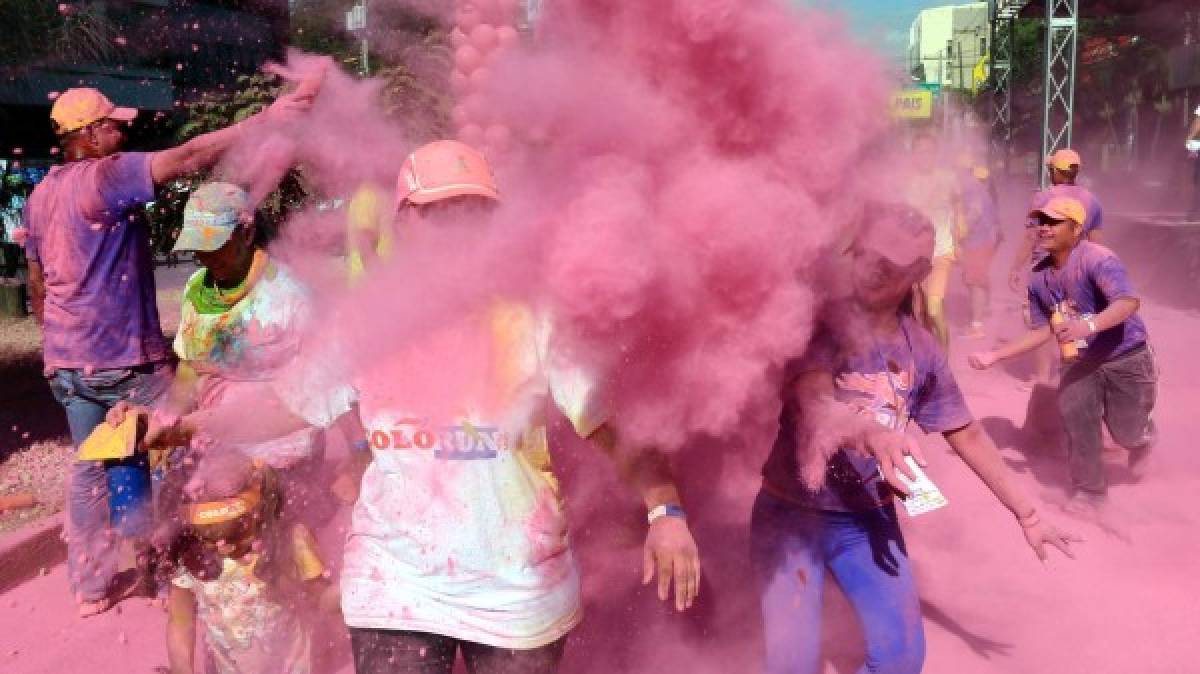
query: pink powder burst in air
[
  {"left": 470, "top": 0, "right": 895, "bottom": 452},
  {"left": 249, "top": 0, "right": 901, "bottom": 458}
]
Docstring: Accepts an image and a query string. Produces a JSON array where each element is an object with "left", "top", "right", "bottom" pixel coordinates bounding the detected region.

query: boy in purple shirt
[
  {"left": 24, "top": 86, "right": 316, "bottom": 617},
  {"left": 1008, "top": 149, "right": 1104, "bottom": 290},
  {"left": 971, "top": 197, "right": 1156, "bottom": 512},
  {"left": 1007, "top": 149, "right": 1104, "bottom": 388}
]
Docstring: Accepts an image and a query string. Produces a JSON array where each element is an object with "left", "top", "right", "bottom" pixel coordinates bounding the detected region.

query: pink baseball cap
[{"left": 396, "top": 140, "right": 499, "bottom": 206}]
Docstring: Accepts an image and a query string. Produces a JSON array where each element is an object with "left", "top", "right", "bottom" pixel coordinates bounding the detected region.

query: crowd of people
[{"left": 17, "top": 73, "right": 1161, "bottom": 674}]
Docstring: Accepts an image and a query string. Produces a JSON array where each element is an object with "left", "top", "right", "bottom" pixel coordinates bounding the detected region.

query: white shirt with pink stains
[{"left": 281, "top": 301, "right": 604, "bottom": 648}]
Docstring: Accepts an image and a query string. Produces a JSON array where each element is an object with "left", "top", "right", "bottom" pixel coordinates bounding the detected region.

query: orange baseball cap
[
  {"left": 1045, "top": 148, "right": 1082, "bottom": 171},
  {"left": 50, "top": 88, "right": 137, "bottom": 135},
  {"left": 396, "top": 140, "right": 499, "bottom": 206},
  {"left": 1030, "top": 197, "right": 1086, "bottom": 225}
]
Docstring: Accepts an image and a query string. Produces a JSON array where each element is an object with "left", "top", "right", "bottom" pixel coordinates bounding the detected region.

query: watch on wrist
[{"left": 647, "top": 503, "right": 686, "bottom": 525}]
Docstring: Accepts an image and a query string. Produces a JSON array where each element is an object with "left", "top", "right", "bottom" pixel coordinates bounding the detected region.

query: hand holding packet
[
  {"left": 78, "top": 414, "right": 140, "bottom": 461},
  {"left": 886, "top": 456, "right": 949, "bottom": 516}
]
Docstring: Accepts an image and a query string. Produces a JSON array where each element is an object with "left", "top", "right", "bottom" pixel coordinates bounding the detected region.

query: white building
[{"left": 908, "top": 2, "right": 990, "bottom": 91}]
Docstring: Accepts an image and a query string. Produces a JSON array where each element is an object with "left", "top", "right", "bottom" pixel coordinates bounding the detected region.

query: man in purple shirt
[
  {"left": 1008, "top": 148, "right": 1104, "bottom": 292},
  {"left": 24, "top": 86, "right": 314, "bottom": 617},
  {"left": 1006, "top": 149, "right": 1105, "bottom": 389},
  {"left": 971, "top": 197, "right": 1156, "bottom": 513}
]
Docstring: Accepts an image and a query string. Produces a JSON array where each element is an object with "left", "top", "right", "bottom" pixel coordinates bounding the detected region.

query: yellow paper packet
[
  {"left": 77, "top": 415, "right": 138, "bottom": 461},
  {"left": 291, "top": 523, "right": 326, "bottom": 581}
]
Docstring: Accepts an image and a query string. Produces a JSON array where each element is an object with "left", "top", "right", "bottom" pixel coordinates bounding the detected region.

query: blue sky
[{"left": 793, "top": 0, "right": 953, "bottom": 63}]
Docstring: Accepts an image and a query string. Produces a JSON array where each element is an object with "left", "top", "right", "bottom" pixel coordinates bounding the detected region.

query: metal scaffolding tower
[
  {"left": 988, "top": 1, "right": 1023, "bottom": 170},
  {"left": 1040, "top": 0, "right": 1080, "bottom": 186}
]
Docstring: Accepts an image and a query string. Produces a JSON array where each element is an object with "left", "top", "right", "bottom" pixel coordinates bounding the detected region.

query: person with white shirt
[{"left": 141, "top": 140, "right": 702, "bottom": 674}]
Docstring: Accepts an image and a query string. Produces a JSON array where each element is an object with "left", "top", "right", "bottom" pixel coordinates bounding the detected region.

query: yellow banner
[{"left": 890, "top": 89, "right": 933, "bottom": 119}]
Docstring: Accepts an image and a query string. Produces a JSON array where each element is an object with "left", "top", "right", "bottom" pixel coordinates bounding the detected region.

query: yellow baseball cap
[
  {"left": 1045, "top": 148, "right": 1082, "bottom": 171},
  {"left": 1031, "top": 197, "right": 1086, "bottom": 225},
  {"left": 50, "top": 88, "right": 137, "bottom": 135}
]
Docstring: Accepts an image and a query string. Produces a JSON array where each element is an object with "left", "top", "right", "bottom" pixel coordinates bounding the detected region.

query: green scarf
[{"left": 185, "top": 249, "right": 269, "bottom": 315}]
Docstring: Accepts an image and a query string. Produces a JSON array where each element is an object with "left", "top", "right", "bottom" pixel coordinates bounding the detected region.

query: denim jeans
[
  {"left": 1057, "top": 344, "right": 1157, "bottom": 495},
  {"left": 750, "top": 490, "right": 924, "bottom": 674},
  {"left": 349, "top": 628, "right": 566, "bottom": 674},
  {"left": 47, "top": 361, "right": 173, "bottom": 602}
]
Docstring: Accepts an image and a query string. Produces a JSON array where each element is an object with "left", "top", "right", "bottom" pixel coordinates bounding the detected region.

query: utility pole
[
  {"left": 360, "top": 0, "right": 369, "bottom": 76},
  {"left": 345, "top": 0, "right": 369, "bottom": 76},
  {"left": 957, "top": 39, "right": 965, "bottom": 92}
]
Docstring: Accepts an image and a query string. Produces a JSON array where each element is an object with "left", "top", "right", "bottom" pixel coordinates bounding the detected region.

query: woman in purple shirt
[{"left": 753, "top": 203, "right": 1077, "bottom": 674}]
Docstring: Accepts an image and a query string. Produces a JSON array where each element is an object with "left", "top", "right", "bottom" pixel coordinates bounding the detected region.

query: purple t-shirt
[
  {"left": 762, "top": 315, "right": 973, "bottom": 512},
  {"left": 1027, "top": 241, "right": 1148, "bottom": 364},
  {"left": 1027, "top": 184, "right": 1103, "bottom": 237},
  {"left": 23, "top": 152, "right": 169, "bottom": 370},
  {"left": 960, "top": 176, "right": 999, "bottom": 249}
]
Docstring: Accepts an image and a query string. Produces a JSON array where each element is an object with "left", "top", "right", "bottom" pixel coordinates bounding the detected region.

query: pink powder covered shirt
[{"left": 23, "top": 152, "right": 170, "bottom": 369}]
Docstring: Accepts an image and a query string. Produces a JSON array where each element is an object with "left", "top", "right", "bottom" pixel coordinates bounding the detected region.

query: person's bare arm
[
  {"left": 1187, "top": 113, "right": 1200, "bottom": 142},
  {"left": 166, "top": 584, "right": 197, "bottom": 674},
  {"left": 588, "top": 424, "right": 701, "bottom": 612},
  {"left": 149, "top": 90, "right": 316, "bottom": 186},
  {"left": 26, "top": 259, "right": 44, "bottom": 325},
  {"left": 179, "top": 387, "right": 312, "bottom": 446},
  {"left": 943, "top": 422, "right": 1080, "bottom": 561},
  {"left": 330, "top": 407, "right": 371, "bottom": 504},
  {"left": 944, "top": 422, "right": 1035, "bottom": 517},
  {"left": 969, "top": 326, "right": 1052, "bottom": 369}
]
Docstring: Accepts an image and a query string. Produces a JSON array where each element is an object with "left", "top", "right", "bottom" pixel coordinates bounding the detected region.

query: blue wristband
[{"left": 351, "top": 439, "right": 371, "bottom": 453}]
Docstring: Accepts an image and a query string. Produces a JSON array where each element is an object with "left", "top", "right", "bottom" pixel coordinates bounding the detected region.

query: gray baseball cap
[{"left": 172, "top": 182, "right": 250, "bottom": 253}]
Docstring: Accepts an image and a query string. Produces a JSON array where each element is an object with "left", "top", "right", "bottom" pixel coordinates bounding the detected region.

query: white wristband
[{"left": 1085, "top": 317, "right": 1097, "bottom": 334}]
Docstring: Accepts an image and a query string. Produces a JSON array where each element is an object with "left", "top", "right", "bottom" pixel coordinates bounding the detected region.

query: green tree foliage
[
  {"left": 148, "top": 4, "right": 453, "bottom": 253},
  {"left": 0, "top": 0, "right": 116, "bottom": 71},
  {"left": 147, "top": 74, "right": 305, "bottom": 253}
]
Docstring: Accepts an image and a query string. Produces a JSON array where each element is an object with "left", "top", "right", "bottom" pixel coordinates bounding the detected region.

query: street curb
[{"left": 0, "top": 512, "right": 65, "bottom": 595}]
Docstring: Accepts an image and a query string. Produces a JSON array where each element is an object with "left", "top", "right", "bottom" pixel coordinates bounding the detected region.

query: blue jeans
[
  {"left": 750, "top": 490, "right": 924, "bottom": 674},
  {"left": 47, "top": 362, "right": 173, "bottom": 601}
]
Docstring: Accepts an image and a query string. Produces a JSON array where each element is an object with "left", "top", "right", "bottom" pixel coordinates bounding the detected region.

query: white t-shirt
[
  {"left": 173, "top": 555, "right": 311, "bottom": 674},
  {"left": 904, "top": 168, "right": 959, "bottom": 258},
  {"left": 175, "top": 260, "right": 318, "bottom": 468},
  {"left": 282, "top": 301, "right": 603, "bottom": 648}
]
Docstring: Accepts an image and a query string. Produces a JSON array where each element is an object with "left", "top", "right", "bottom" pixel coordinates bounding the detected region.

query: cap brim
[
  {"left": 405, "top": 184, "right": 499, "bottom": 206},
  {"left": 108, "top": 106, "right": 138, "bottom": 122},
  {"left": 171, "top": 226, "right": 233, "bottom": 253},
  {"left": 1029, "top": 207, "right": 1070, "bottom": 222}
]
